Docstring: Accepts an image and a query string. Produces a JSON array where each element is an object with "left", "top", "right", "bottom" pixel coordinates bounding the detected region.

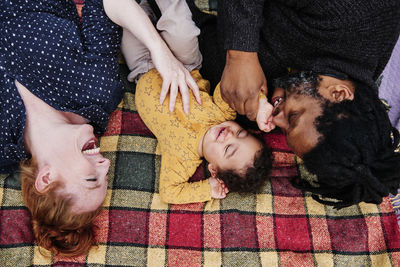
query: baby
[{"left": 125, "top": 0, "right": 275, "bottom": 204}]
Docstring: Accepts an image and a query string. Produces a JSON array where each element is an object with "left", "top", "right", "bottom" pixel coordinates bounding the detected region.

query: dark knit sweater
[{"left": 218, "top": 0, "right": 400, "bottom": 86}]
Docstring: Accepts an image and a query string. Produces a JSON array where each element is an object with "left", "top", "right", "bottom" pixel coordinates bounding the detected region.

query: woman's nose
[
  {"left": 96, "top": 158, "right": 110, "bottom": 178},
  {"left": 97, "top": 157, "right": 110, "bottom": 168}
]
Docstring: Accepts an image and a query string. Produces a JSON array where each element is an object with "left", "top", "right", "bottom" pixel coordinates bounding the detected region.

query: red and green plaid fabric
[
  {"left": 1, "top": 63, "right": 400, "bottom": 266},
  {"left": 1, "top": 1, "right": 400, "bottom": 266}
]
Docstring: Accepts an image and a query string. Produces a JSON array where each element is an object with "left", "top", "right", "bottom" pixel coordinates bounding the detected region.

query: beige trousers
[{"left": 121, "top": 0, "right": 203, "bottom": 82}]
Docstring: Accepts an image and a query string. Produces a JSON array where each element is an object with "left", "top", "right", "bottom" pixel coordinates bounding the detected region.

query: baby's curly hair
[{"left": 216, "top": 140, "right": 273, "bottom": 193}]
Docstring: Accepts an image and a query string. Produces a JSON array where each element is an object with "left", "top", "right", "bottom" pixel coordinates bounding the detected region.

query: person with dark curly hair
[
  {"left": 272, "top": 71, "right": 400, "bottom": 208},
  {"left": 208, "top": 0, "right": 400, "bottom": 208}
]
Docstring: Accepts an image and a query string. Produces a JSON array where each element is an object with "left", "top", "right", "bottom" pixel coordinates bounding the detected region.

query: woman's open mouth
[{"left": 82, "top": 138, "right": 100, "bottom": 155}]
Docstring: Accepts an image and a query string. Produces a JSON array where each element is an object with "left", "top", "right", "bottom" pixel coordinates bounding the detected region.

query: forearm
[
  {"left": 218, "top": 0, "right": 266, "bottom": 52},
  {"left": 160, "top": 178, "right": 212, "bottom": 204},
  {"left": 103, "top": 0, "right": 166, "bottom": 56}
]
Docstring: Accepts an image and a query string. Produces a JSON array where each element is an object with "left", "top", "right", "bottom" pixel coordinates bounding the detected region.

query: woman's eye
[
  {"left": 86, "top": 178, "right": 97, "bottom": 182},
  {"left": 237, "top": 129, "right": 243, "bottom": 136}
]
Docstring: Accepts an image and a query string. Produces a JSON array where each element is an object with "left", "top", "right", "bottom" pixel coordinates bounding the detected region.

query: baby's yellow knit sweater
[{"left": 136, "top": 69, "right": 236, "bottom": 204}]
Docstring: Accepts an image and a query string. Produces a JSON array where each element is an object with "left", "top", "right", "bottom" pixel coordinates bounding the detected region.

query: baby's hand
[
  {"left": 209, "top": 177, "right": 229, "bottom": 199},
  {"left": 256, "top": 95, "right": 275, "bottom": 132}
]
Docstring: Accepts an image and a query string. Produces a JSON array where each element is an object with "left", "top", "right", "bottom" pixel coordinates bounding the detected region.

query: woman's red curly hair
[{"left": 20, "top": 158, "right": 101, "bottom": 257}]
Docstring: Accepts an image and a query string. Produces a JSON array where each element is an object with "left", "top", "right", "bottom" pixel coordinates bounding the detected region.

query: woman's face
[{"left": 43, "top": 123, "right": 110, "bottom": 214}]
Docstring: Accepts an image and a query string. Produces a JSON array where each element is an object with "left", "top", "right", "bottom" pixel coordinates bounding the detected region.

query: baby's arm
[
  {"left": 256, "top": 93, "right": 276, "bottom": 132},
  {"left": 103, "top": 0, "right": 200, "bottom": 114},
  {"left": 159, "top": 154, "right": 214, "bottom": 204}
]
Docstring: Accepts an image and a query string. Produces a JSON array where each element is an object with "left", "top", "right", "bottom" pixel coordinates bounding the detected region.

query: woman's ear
[
  {"left": 208, "top": 163, "right": 218, "bottom": 178},
  {"left": 328, "top": 84, "right": 354, "bottom": 102},
  {"left": 35, "top": 165, "right": 54, "bottom": 193}
]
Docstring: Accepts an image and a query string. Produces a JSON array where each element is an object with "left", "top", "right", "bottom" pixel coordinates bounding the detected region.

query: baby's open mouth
[
  {"left": 217, "top": 127, "right": 226, "bottom": 140},
  {"left": 82, "top": 138, "right": 100, "bottom": 155}
]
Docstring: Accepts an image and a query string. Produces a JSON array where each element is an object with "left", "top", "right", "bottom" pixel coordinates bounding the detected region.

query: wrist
[
  {"left": 146, "top": 34, "right": 169, "bottom": 57},
  {"left": 226, "top": 50, "right": 258, "bottom": 62}
]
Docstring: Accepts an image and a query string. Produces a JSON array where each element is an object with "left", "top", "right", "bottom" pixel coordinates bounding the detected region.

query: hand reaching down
[
  {"left": 220, "top": 50, "right": 267, "bottom": 121},
  {"left": 151, "top": 44, "right": 202, "bottom": 114},
  {"left": 103, "top": 0, "right": 201, "bottom": 115}
]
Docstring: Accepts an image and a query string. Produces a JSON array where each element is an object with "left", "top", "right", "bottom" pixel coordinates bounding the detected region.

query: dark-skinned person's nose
[{"left": 272, "top": 109, "right": 289, "bottom": 134}]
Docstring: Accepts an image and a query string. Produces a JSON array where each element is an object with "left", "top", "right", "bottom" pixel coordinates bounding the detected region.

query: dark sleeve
[{"left": 218, "top": 0, "right": 266, "bottom": 52}]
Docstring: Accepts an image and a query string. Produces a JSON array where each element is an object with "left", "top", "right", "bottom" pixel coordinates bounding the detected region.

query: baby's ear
[{"left": 208, "top": 163, "right": 218, "bottom": 177}]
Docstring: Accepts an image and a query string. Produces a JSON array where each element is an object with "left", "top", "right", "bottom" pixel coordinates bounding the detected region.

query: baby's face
[{"left": 202, "top": 121, "right": 263, "bottom": 173}]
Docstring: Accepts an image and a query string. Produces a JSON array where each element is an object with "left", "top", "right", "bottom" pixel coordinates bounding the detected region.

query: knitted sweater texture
[{"left": 218, "top": 0, "right": 400, "bottom": 85}]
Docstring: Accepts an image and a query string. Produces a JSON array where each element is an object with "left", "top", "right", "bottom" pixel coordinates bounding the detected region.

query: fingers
[
  {"left": 216, "top": 185, "right": 226, "bottom": 199},
  {"left": 218, "top": 185, "right": 226, "bottom": 198},
  {"left": 178, "top": 79, "right": 190, "bottom": 114},
  {"left": 160, "top": 79, "right": 170, "bottom": 105},
  {"left": 232, "top": 97, "right": 245, "bottom": 115},
  {"left": 159, "top": 68, "right": 201, "bottom": 114},
  {"left": 217, "top": 179, "right": 229, "bottom": 194},
  {"left": 257, "top": 118, "right": 267, "bottom": 132},
  {"left": 244, "top": 95, "right": 259, "bottom": 121},
  {"left": 266, "top": 118, "right": 276, "bottom": 132},
  {"left": 187, "top": 75, "right": 201, "bottom": 105},
  {"left": 210, "top": 178, "right": 229, "bottom": 199},
  {"left": 169, "top": 79, "right": 178, "bottom": 112}
]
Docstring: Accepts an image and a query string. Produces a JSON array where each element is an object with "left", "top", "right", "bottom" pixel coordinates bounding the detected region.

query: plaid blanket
[{"left": 1, "top": 1, "right": 400, "bottom": 266}]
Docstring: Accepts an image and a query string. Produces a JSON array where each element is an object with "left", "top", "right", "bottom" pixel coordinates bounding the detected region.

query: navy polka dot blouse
[{"left": 0, "top": 0, "right": 123, "bottom": 173}]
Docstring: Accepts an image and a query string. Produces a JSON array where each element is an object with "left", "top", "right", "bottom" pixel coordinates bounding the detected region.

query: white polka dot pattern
[{"left": 0, "top": 0, "right": 123, "bottom": 173}]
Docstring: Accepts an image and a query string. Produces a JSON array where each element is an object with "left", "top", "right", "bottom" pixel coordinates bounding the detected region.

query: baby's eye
[
  {"left": 224, "top": 145, "right": 231, "bottom": 155},
  {"left": 237, "top": 129, "right": 247, "bottom": 137},
  {"left": 86, "top": 178, "right": 97, "bottom": 182}
]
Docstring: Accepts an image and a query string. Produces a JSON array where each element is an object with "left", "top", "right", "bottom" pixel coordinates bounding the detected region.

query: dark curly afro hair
[{"left": 275, "top": 71, "right": 400, "bottom": 208}]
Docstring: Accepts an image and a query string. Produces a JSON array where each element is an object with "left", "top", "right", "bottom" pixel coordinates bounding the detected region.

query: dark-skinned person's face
[
  {"left": 271, "top": 74, "right": 354, "bottom": 158},
  {"left": 272, "top": 92, "right": 322, "bottom": 157}
]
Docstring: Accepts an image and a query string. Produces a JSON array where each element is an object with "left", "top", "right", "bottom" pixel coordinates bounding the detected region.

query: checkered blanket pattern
[
  {"left": 1, "top": 62, "right": 400, "bottom": 266},
  {"left": 1, "top": 1, "right": 400, "bottom": 266}
]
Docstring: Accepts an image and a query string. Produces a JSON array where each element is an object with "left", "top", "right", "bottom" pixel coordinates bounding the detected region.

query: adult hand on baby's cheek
[
  {"left": 210, "top": 177, "right": 228, "bottom": 199},
  {"left": 257, "top": 97, "right": 276, "bottom": 132}
]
